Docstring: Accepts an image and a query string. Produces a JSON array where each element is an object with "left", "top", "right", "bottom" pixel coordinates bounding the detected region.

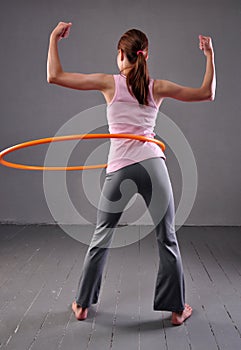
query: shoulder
[
  {"left": 153, "top": 79, "right": 169, "bottom": 96},
  {"left": 94, "top": 73, "right": 115, "bottom": 89},
  {"left": 151, "top": 79, "right": 170, "bottom": 106},
  {"left": 87, "top": 73, "right": 115, "bottom": 94},
  {"left": 99, "top": 74, "right": 116, "bottom": 104},
  {"left": 153, "top": 79, "right": 184, "bottom": 100}
]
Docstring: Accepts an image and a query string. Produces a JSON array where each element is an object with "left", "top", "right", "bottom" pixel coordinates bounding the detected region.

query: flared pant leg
[
  {"left": 75, "top": 166, "right": 137, "bottom": 308},
  {"left": 138, "top": 158, "right": 185, "bottom": 312}
]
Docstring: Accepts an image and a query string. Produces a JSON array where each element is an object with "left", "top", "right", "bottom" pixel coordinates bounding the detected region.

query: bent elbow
[
  {"left": 47, "top": 75, "right": 56, "bottom": 84},
  {"left": 199, "top": 86, "right": 215, "bottom": 101},
  {"left": 207, "top": 92, "right": 215, "bottom": 101},
  {"left": 201, "top": 90, "right": 215, "bottom": 101},
  {"left": 210, "top": 93, "right": 216, "bottom": 101}
]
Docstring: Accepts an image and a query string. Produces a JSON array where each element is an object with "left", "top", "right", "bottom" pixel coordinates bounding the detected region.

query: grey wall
[{"left": 0, "top": 0, "right": 240, "bottom": 226}]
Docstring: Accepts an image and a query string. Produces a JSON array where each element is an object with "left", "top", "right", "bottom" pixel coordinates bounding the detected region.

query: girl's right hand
[{"left": 50, "top": 21, "right": 72, "bottom": 41}]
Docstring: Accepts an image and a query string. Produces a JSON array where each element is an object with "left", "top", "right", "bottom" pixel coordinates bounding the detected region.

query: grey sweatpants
[{"left": 75, "top": 157, "right": 185, "bottom": 312}]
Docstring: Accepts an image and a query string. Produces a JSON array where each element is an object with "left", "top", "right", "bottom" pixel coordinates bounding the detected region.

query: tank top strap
[{"left": 148, "top": 78, "right": 158, "bottom": 109}]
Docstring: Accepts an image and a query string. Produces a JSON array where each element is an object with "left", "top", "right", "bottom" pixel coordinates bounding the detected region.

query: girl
[{"left": 47, "top": 22, "right": 216, "bottom": 326}]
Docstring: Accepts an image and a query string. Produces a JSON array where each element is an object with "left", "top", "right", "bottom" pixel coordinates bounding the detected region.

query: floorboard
[{"left": 0, "top": 225, "right": 240, "bottom": 350}]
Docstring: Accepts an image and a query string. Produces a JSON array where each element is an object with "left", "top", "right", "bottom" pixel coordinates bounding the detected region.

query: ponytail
[
  {"left": 126, "top": 52, "right": 149, "bottom": 106},
  {"left": 118, "top": 29, "right": 150, "bottom": 106}
]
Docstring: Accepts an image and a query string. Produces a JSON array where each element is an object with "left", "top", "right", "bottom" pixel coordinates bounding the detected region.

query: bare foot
[
  {"left": 72, "top": 301, "right": 88, "bottom": 321},
  {"left": 171, "top": 304, "right": 192, "bottom": 326}
]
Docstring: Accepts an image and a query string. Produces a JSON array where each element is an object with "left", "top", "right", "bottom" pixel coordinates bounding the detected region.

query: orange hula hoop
[{"left": 0, "top": 134, "right": 165, "bottom": 171}]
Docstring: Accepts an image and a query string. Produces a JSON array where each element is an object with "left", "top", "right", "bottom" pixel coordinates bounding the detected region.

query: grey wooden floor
[{"left": 0, "top": 225, "right": 240, "bottom": 350}]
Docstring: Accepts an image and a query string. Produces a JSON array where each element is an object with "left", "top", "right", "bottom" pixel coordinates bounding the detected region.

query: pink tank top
[{"left": 106, "top": 74, "right": 166, "bottom": 173}]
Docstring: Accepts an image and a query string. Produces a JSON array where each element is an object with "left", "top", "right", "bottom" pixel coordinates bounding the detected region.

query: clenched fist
[
  {"left": 199, "top": 35, "right": 213, "bottom": 56},
  {"left": 50, "top": 21, "right": 72, "bottom": 41}
]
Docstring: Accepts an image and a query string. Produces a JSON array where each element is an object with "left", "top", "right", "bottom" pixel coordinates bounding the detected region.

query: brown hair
[{"left": 117, "top": 29, "right": 149, "bottom": 106}]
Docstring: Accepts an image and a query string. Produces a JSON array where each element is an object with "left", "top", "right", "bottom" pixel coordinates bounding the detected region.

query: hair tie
[{"left": 137, "top": 50, "right": 144, "bottom": 55}]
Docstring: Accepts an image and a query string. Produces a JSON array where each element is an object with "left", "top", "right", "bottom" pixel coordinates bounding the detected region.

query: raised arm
[
  {"left": 154, "top": 35, "right": 216, "bottom": 102},
  {"left": 47, "top": 22, "right": 113, "bottom": 96}
]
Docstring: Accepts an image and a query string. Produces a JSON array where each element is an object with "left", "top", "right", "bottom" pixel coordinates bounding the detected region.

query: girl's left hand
[{"left": 199, "top": 35, "right": 213, "bottom": 56}]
